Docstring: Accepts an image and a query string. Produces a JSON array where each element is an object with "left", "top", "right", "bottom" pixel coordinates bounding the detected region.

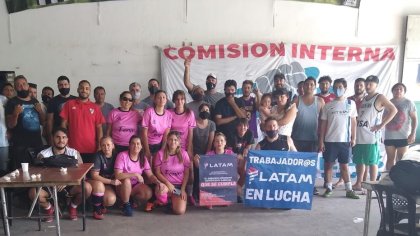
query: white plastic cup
[
  {"left": 23, "top": 172, "right": 30, "bottom": 181},
  {"left": 353, "top": 217, "right": 364, "bottom": 223},
  {"left": 21, "top": 163, "right": 29, "bottom": 172}
]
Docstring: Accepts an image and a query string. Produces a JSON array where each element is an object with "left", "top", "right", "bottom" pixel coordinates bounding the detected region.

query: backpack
[
  {"left": 389, "top": 160, "right": 420, "bottom": 194},
  {"left": 35, "top": 154, "right": 78, "bottom": 168}
]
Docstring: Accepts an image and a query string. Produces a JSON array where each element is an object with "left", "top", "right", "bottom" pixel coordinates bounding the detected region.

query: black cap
[{"left": 365, "top": 75, "right": 379, "bottom": 84}]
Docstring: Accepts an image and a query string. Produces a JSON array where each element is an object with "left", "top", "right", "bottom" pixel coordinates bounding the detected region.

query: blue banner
[
  {"left": 245, "top": 150, "right": 318, "bottom": 210},
  {"left": 199, "top": 154, "right": 237, "bottom": 206}
]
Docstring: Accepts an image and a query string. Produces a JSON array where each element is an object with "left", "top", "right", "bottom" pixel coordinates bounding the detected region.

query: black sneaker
[
  {"left": 237, "top": 196, "right": 243, "bottom": 203},
  {"left": 122, "top": 202, "right": 133, "bottom": 217},
  {"left": 313, "top": 188, "right": 319, "bottom": 195}
]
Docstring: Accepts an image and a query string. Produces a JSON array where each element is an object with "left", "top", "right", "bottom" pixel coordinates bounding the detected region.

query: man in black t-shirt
[
  {"left": 46, "top": 75, "right": 76, "bottom": 144},
  {"left": 5, "top": 75, "right": 45, "bottom": 169},
  {"left": 214, "top": 80, "right": 246, "bottom": 136}
]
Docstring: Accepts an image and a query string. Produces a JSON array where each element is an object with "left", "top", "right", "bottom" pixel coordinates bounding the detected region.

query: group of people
[{"left": 0, "top": 60, "right": 417, "bottom": 221}]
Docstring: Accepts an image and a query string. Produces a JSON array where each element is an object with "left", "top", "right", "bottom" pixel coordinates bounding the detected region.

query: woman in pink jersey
[
  {"left": 170, "top": 90, "right": 196, "bottom": 158},
  {"left": 106, "top": 91, "right": 141, "bottom": 154},
  {"left": 141, "top": 90, "right": 172, "bottom": 164},
  {"left": 154, "top": 131, "right": 190, "bottom": 215},
  {"left": 170, "top": 90, "right": 196, "bottom": 205},
  {"left": 114, "top": 135, "right": 164, "bottom": 216}
]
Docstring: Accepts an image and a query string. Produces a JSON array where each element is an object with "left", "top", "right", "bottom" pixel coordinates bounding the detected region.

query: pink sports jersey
[
  {"left": 154, "top": 149, "right": 191, "bottom": 185},
  {"left": 141, "top": 107, "right": 172, "bottom": 145},
  {"left": 114, "top": 151, "right": 151, "bottom": 185},
  {"left": 169, "top": 109, "right": 196, "bottom": 150},
  {"left": 107, "top": 108, "right": 141, "bottom": 146}
]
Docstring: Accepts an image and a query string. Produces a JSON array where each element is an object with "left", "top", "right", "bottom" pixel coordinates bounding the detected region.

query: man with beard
[
  {"left": 182, "top": 60, "right": 206, "bottom": 118},
  {"left": 214, "top": 80, "right": 246, "bottom": 136},
  {"left": 47, "top": 76, "right": 76, "bottom": 144},
  {"left": 352, "top": 75, "right": 397, "bottom": 191},
  {"left": 41, "top": 86, "right": 54, "bottom": 112},
  {"left": 239, "top": 80, "right": 260, "bottom": 139},
  {"left": 349, "top": 78, "right": 367, "bottom": 111},
  {"left": 183, "top": 59, "right": 224, "bottom": 110},
  {"left": 28, "top": 83, "right": 38, "bottom": 100},
  {"left": 5, "top": 75, "right": 45, "bottom": 169},
  {"left": 272, "top": 73, "right": 297, "bottom": 103},
  {"left": 40, "top": 86, "right": 54, "bottom": 146},
  {"left": 60, "top": 80, "right": 105, "bottom": 163},
  {"left": 28, "top": 127, "right": 92, "bottom": 222},
  {"left": 315, "top": 76, "right": 336, "bottom": 188},
  {"left": 141, "top": 78, "right": 174, "bottom": 109},
  {"left": 316, "top": 75, "right": 336, "bottom": 104}
]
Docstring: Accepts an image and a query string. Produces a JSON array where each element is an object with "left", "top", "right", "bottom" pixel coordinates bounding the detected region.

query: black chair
[{"left": 374, "top": 184, "right": 420, "bottom": 236}]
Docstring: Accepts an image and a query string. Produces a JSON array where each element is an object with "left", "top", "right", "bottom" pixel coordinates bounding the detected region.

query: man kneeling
[{"left": 28, "top": 127, "right": 92, "bottom": 222}]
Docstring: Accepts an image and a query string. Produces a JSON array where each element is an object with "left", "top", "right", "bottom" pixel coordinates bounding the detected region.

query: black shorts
[
  {"left": 149, "top": 144, "right": 162, "bottom": 155},
  {"left": 114, "top": 145, "right": 128, "bottom": 155},
  {"left": 384, "top": 139, "right": 408, "bottom": 148},
  {"left": 294, "top": 140, "right": 318, "bottom": 152},
  {"left": 323, "top": 142, "right": 351, "bottom": 164},
  {"left": 80, "top": 153, "right": 96, "bottom": 164}
]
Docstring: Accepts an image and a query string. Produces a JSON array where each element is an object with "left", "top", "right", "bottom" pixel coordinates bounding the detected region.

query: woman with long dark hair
[
  {"left": 271, "top": 88, "right": 297, "bottom": 151},
  {"left": 114, "top": 135, "right": 164, "bottom": 216}
]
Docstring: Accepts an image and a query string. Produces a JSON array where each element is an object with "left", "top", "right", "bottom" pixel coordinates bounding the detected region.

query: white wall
[{"left": 0, "top": 0, "right": 419, "bottom": 105}]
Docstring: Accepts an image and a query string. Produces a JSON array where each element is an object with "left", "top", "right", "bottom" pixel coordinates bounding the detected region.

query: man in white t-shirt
[
  {"left": 318, "top": 78, "right": 359, "bottom": 199},
  {"left": 28, "top": 127, "right": 92, "bottom": 222}
]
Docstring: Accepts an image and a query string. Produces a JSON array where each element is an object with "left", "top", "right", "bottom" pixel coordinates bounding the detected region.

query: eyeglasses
[{"left": 121, "top": 97, "right": 133, "bottom": 102}]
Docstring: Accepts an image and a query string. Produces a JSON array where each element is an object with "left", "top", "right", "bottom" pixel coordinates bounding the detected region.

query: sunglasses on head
[{"left": 121, "top": 97, "right": 133, "bottom": 102}]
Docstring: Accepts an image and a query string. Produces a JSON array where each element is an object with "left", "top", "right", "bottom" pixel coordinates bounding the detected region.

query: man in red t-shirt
[{"left": 60, "top": 80, "right": 105, "bottom": 163}]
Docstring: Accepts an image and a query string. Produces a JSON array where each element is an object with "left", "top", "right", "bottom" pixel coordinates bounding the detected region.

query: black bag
[
  {"left": 389, "top": 160, "right": 420, "bottom": 194},
  {"left": 36, "top": 154, "right": 78, "bottom": 168}
]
